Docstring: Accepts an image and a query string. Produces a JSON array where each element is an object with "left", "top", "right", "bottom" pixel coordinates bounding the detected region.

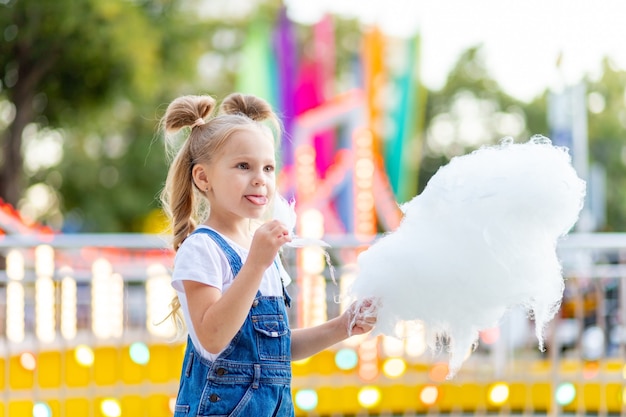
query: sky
[{"left": 285, "top": 0, "right": 626, "bottom": 102}]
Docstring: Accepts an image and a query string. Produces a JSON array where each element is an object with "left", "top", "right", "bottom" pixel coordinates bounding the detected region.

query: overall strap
[
  {"left": 274, "top": 258, "right": 292, "bottom": 308},
  {"left": 191, "top": 228, "right": 243, "bottom": 277},
  {"left": 191, "top": 227, "right": 291, "bottom": 306}
]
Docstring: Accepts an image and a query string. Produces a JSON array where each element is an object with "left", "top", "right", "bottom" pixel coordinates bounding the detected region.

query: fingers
[
  {"left": 350, "top": 317, "right": 377, "bottom": 335},
  {"left": 358, "top": 297, "right": 381, "bottom": 311},
  {"left": 248, "top": 221, "right": 292, "bottom": 269},
  {"left": 345, "top": 298, "right": 379, "bottom": 336},
  {"left": 263, "top": 220, "right": 292, "bottom": 241},
  {"left": 350, "top": 298, "right": 380, "bottom": 318},
  {"left": 354, "top": 315, "right": 377, "bottom": 327}
]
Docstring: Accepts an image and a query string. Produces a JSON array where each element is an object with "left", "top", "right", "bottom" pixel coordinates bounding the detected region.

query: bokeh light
[
  {"left": 75, "top": 344, "right": 95, "bottom": 367},
  {"left": 6, "top": 281, "right": 25, "bottom": 343},
  {"left": 555, "top": 382, "right": 576, "bottom": 406},
  {"left": 357, "top": 337, "right": 379, "bottom": 381},
  {"left": 32, "top": 402, "right": 52, "bottom": 417},
  {"left": 382, "top": 329, "right": 405, "bottom": 356},
  {"left": 129, "top": 342, "right": 150, "bottom": 365},
  {"left": 382, "top": 357, "right": 406, "bottom": 378},
  {"left": 20, "top": 351, "right": 37, "bottom": 371},
  {"left": 334, "top": 348, "right": 358, "bottom": 370},
  {"left": 488, "top": 382, "right": 509, "bottom": 406},
  {"left": 146, "top": 264, "right": 176, "bottom": 338},
  {"left": 60, "top": 274, "right": 77, "bottom": 340},
  {"left": 357, "top": 386, "right": 381, "bottom": 408},
  {"left": 428, "top": 362, "right": 449, "bottom": 382},
  {"left": 6, "top": 249, "right": 25, "bottom": 281},
  {"left": 582, "top": 361, "right": 599, "bottom": 380},
  {"left": 100, "top": 398, "right": 121, "bottom": 417},
  {"left": 295, "top": 389, "right": 318, "bottom": 411},
  {"left": 419, "top": 385, "right": 439, "bottom": 406}
]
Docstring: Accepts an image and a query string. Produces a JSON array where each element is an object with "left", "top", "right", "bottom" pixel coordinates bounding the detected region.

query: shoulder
[
  {"left": 173, "top": 229, "right": 230, "bottom": 282},
  {"left": 178, "top": 228, "right": 221, "bottom": 254},
  {"left": 182, "top": 226, "right": 249, "bottom": 256}
]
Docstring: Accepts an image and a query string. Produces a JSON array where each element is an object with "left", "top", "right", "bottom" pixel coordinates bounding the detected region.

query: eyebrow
[{"left": 227, "top": 155, "right": 276, "bottom": 164}]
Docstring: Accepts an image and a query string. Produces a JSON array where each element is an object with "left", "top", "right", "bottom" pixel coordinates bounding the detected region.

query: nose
[{"left": 252, "top": 170, "right": 266, "bottom": 186}]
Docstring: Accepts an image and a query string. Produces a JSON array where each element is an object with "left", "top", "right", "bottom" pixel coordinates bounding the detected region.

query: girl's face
[{"left": 204, "top": 126, "right": 277, "bottom": 224}]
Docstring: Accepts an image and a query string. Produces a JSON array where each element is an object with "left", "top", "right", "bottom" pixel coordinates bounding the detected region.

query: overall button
[
  {"left": 252, "top": 299, "right": 259, "bottom": 308},
  {"left": 209, "top": 394, "right": 220, "bottom": 402},
  {"left": 216, "top": 367, "right": 227, "bottom": 376}
]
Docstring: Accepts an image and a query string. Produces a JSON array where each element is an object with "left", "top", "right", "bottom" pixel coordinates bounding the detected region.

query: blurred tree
[
  {"left": 419, "top": 45, "right": 548, "bottom": 192},
  {"left": 419, "top": 46, "right": 626, "bottom": 231},
  {"left": 0, "top": 0, "right": 279, "bottom": 231},
  {"left": 3, "top": 1, "right": 624, "bottom": 233},
  {"left": 586, "top": 59, "right": 626, "bottom": 231}
]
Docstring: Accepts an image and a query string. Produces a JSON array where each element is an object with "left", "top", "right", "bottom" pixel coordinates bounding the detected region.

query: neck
[{"left": 204, "top": 218, "right": 253, "bottom": 248}]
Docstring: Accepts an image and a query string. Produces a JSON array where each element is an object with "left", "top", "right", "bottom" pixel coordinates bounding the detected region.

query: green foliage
[
  {"left": 2, "top": 0, "right": 170, "bottom": 124},
  {"left": 0, "top": 0, "right": 233, "bottom": 231},
  {"left": 2, "top": 2, "right": 626, "bottom": 232},
  {"left": 586, "top": 59, "right": 626, "bottom": 231},
  {"left": 419, "top": 45, "right": 548, "bottom": 192},
  {"left": 419, "top": 45, "right": 626, "bottom": 231}
]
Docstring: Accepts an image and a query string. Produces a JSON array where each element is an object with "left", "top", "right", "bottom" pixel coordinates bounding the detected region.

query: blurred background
[{"left": 2, "top": 0, "right": 626, "bottom": 416}]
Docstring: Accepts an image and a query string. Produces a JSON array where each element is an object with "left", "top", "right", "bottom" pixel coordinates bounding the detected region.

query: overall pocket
[
  {"left": 251, "top": 314, "right": 290, "bottom": 361},
  {"left": 198, "top": 382, "right": 255, "bottom": 417}
]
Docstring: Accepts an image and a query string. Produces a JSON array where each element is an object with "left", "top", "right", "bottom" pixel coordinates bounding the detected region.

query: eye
[
  {"left": 264, "top": 165, "right": 275, "bottom": 173},
  {"left": 236, "top": 162, "right": 249, "bottom": 170}
]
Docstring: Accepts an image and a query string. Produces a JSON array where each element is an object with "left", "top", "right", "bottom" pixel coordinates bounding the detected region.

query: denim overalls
[{"left": 174, "top": 228, "right": 294, "bottom": 417}]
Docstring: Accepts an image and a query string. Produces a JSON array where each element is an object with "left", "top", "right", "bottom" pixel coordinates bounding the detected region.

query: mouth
[{"left": 245, "top": 195, "right": 268, "bottom": 206}]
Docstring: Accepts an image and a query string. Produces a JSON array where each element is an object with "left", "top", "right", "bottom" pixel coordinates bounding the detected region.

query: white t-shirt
[{"left": 171, "top": 226, "right": 292, "bottom": 361}]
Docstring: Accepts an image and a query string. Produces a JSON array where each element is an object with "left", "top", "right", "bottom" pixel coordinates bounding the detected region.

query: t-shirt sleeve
[{"left": 171, "top": 234, "right": 227, "bottom": 292}]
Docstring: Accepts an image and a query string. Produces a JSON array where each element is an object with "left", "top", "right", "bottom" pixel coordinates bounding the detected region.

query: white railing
[{"left": 1, "top": 232, "right": 626, "bottom": 416}]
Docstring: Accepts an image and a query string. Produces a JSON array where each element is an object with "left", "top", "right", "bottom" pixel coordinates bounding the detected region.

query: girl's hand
[
  {"left": 344, "top": 298, "right": 379, "bottom": 336},
  {"left": 247, "top": 220, "right": 291, "bottom": 269}
]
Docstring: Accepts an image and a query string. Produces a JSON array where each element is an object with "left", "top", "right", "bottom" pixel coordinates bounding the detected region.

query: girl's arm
[
  {"left": 184, "top": 221, "right": 291, "bottom": 354},
  {"left": 290, "top": 299, "right": 377, "bottom": 361}
]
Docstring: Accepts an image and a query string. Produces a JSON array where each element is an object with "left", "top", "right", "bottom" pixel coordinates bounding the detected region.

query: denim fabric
[{"left": 174, "top": 228, "right": 294, "bottom": 417}]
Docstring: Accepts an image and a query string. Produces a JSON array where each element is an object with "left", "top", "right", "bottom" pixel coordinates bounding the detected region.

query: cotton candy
[
  {"left": 273, "top": 193, "right": 329, "bottom": 248},
  {"left": 347, "top": 135, "right": 586, "bottom": 376}
]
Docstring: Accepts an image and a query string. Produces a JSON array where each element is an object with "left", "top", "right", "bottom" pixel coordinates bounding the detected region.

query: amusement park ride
[
  {"left": 2, "top": 86, "right": 626, "bottom": 416},
  {"left": 1, "top": 11, "right": 626, "bottom": 417}
]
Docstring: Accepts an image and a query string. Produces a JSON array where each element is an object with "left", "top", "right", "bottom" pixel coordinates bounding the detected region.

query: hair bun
[
  {"left": 163, "top": 95, "right": 216, "bottom": 132},
  {"left": 220, "top": 93, "right": 273, "bottom": 122}
]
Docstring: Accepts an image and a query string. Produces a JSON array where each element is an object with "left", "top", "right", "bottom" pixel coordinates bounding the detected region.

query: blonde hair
[{"left": 159, "top": 93, "right": 282, "bottom": 332}]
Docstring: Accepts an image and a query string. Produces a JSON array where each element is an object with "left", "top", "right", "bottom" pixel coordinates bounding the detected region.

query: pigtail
[
  {"left": 162, "top": 150, "right": 196, "bottom": 250},
  {"left": 161, "top": 95, "right": 215, "bottom": 133},
  {"left": 160, "top": 95, "right": 217, "bottom": 250},
  {"left": 159, "top": 95, "right": 216, "bottom": 335},
  {"left": 220, "top": 93, "right": 282, "bottom": 139}
]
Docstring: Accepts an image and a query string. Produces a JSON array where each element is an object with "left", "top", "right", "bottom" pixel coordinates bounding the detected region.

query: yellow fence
[
  {"left": 1, "top": 233, "right": 626, "bottom": 416},
  {"left": 2, "top": 343, "right": 626, "bottom": 416}
]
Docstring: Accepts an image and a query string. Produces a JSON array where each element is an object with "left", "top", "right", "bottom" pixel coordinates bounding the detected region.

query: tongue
[{"left": 247, "top": 195, "right": 267, "bottom": 205}]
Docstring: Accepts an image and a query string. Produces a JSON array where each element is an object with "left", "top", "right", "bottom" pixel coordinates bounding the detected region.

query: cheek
[{"left": 266, "top": 175, "right": 276, "bottom": 193}]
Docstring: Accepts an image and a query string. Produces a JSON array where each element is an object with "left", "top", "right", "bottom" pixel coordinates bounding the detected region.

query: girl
[{"left": 160, "top": 93, "right": 376, "bottom": 417}]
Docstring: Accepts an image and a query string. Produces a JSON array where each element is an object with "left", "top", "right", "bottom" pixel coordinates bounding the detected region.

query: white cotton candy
[
  {"left": 347, "top": 135, "right": 586, "bottom": 376},
  {"left": 273, "top": 194, "right": 329, "bottom": 248},
  {"left": 273, "top": 194, "right": 297, "bottom": 233}
]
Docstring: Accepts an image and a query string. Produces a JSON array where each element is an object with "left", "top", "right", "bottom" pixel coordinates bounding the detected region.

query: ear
[{"left": 192, "top": 164, "right": 211, "bottom": 193}]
